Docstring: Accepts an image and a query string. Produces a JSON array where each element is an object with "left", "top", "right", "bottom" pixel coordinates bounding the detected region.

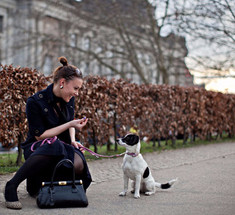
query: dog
[{"left": 117, "top": 133, "right": 177, "bottom": 199}]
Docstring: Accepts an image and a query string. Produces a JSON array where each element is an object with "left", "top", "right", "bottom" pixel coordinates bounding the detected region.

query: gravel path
[{"left": 0, "top": 141, "right": 235, "bottom": 215}]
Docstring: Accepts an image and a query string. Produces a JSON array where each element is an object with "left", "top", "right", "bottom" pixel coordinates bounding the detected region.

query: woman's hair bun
[{"left": 58, "top": 56, "right": 68, "bottom": 66}]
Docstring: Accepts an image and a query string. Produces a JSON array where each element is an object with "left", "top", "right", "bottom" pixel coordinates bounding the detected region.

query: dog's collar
[{"left": 126, "top": 152, "right": 139, "bottom": 157}]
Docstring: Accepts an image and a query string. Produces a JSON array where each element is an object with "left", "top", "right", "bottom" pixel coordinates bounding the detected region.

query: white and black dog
[{"left": 117, "top": 133, "right": 177, "bottom": 199}]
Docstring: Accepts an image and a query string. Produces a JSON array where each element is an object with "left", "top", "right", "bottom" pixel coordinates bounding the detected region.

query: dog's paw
[
  {"left": 134, "top": 194, "right": 140, "bottom": 199},
  {"left": 145, "top": 191, "right": 154, "bottom": 196},
  {"left": 119, "top": 191, "right": 127, "bottom": 197}
]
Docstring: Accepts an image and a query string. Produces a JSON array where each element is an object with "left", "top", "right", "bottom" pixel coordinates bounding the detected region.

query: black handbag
[{"left": 36, "top": 159, "right": 88, "bottom": 208}]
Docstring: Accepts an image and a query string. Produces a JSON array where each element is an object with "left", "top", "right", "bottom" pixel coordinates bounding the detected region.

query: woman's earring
[{"left": 60, "top": 86, "right": 63, "bottom": 89}]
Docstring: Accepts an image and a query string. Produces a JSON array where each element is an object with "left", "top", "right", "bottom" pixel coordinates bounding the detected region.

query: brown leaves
[
  {"left": 75, "top": 76, "right": 235, "bottom": 144},
  {"left": 1, "top": 64, "right": 235, "bottom": 148},
  {"left": 0, "top": 65, "right": 50, "bottom": 148}
]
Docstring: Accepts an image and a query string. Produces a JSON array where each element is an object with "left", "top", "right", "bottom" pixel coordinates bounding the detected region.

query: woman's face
[{"left": 61, "top": 78, "right": 83, "bottom": 102}]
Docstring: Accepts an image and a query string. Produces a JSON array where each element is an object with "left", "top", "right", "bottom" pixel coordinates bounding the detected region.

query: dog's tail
[{"left": 155, "top": 178, "right": 178, "bottom": 189}]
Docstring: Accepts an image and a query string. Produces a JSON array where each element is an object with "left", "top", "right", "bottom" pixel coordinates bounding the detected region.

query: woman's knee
[{"left": 74, "top": 153, "right": 84, "bottom": 175}]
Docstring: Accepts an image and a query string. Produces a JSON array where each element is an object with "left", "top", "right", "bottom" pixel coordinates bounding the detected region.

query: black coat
[{"left": 21, "top": 84, "right": 92, "bottom": 190}]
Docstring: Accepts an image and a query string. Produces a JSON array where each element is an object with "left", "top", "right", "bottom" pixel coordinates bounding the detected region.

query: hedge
[{"left": 1, "top": 65, "right": 235, "bottom": 155}]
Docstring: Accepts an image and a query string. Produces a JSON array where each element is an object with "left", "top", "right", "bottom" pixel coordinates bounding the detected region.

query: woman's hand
[
  {"left": 71, "top": 118, "right": 88, "bottom": 131},
  {"left": 71, "top": 141, "right": 85, "bottom": 153},
  {"left": 35, "top": 118, "right": 88, "bottom": 141}
]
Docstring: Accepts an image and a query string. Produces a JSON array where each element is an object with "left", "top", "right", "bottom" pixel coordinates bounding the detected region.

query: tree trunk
[
  {"left": 92, "top": 127, "right": 98, "bottom": 153},
  {"left": 152, "top": 137, "right": 156, "bottom": 147},
  {"left": 113, "top": 112, "right": 118, "bottom": 151},
  {"left": 16, "top": 133, "right": 23, "bottom": 166},
  {"left": 171, "top": 135, "right": 176, "bottom": 146},
  {"left": 183, "top": 127, "right": 188, "bottom": 145},
  {"left": 107, "top": 139, "right": 111, "bottom": 151},
  {"left": 157, "top": 138, "right": 161, "bottom": 148}
]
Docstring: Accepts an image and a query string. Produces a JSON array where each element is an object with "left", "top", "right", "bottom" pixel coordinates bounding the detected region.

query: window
[
  {"left": 70, "top": 33, "right": 77, "bottom": 48},
  {"left": 84, "top": 62, "right": 90, "bottom": 74},
  {"left": 83, "top": 37, "right": 91, "bottom": 50},
  {"left": 0, "top": 15, "right": 3, "bottom": 33},
  {"left": 145, "top": 55, "right": 151, "bottom": 65},
  {"left": 43, "top": 55, "right": 53, "bottom": 76}
]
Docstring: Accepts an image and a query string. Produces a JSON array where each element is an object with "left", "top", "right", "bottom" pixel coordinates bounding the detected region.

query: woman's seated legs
[
  {"left": 5, "top": 155, "right": 59, "bottom": 203},
  {"left": 74, "top": 152, "right": 84, "bottom": 176}
]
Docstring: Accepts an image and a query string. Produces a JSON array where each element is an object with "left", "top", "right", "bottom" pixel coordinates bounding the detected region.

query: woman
[{"left": 4, "top": 56, "right": 92, "bottom": 209}]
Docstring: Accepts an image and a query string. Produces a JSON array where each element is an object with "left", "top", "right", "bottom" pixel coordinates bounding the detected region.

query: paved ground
[{"left": 0, "top": 141, "right": 235, "bottom": 215}]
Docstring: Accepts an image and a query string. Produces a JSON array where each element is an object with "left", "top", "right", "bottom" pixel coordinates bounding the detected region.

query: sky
[
  {"left": 153, "top": 0, "right": 235, "bottom": 95},
  {"left": 191, "top": 70, "right": 235, "bottom": 94},
  {"left": 205, "top": 78, "right": 235, "bottom": 94},
  {"left": 185, "top": 37, "right": 235, "bottom": 95},
  {"left": 185, "top": 40, "right": 235, "bottom": 95}
]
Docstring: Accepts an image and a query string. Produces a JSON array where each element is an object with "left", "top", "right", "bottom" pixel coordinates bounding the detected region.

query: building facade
[{"left": 0, "top": 0, "right": 194, "bottom": 86}]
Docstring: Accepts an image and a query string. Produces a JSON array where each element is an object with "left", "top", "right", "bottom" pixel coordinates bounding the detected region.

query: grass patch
[{"left": 0, "top": 153, "right": 24, "bottom": 175}]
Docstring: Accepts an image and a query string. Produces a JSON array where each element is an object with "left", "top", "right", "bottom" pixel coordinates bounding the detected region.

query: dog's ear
[
  {"left": 123, "top": 134, "right": 139, "bottom": 146},
  {"left": 132, "top": 135, "right": 139, "bottom": 145}
]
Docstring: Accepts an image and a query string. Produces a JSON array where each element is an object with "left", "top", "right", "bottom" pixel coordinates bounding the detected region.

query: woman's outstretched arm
[{"left": 35, "top": 118, "right": 88, "bottom": 140}]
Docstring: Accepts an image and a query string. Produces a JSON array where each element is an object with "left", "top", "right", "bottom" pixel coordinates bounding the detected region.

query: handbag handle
[{"left": 50, "top": 159, "right": 76, "bottom": 188}]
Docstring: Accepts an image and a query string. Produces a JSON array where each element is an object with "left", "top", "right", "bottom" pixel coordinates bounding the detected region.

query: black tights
[
  {"left": 5, "top": 153, "right": 84, "bottom": 202},
  {"left": 74, "top": 152, "right": 84, "bottom": 176}
]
